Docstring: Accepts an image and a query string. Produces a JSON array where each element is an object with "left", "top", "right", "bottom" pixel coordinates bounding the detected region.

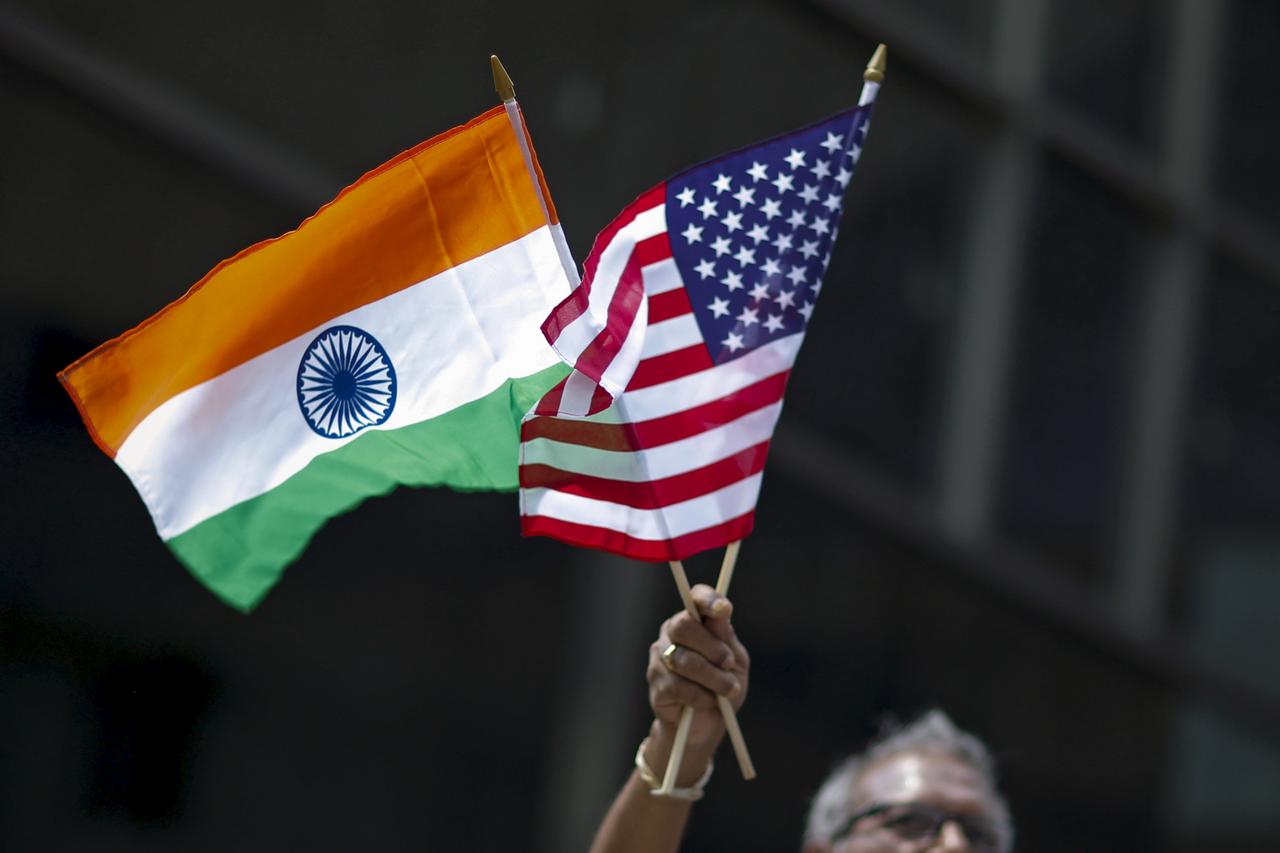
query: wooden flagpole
[
  {"left": 657, "top": 540, "right": 756, "bottom": 793},
  {"left": 491, "top": 55, "right": 580, "bottom": 289}
]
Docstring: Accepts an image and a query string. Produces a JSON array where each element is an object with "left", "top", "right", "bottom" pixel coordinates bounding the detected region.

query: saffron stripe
[{"left": 60, "top": 106, "right": 550, "bottom": 455}]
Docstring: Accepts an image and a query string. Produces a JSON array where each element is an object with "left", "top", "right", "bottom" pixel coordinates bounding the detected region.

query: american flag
[{"left": 520, "top": 84, "right": 878, "bottom": 560}]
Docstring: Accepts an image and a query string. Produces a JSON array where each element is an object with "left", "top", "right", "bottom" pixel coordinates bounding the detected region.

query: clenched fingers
[
  {"left": 650, "top": 676, "right": 719, "bottom": 714},
  {"left": 665, "top": 610, "right": 736, "bottom": 670},
  {"left": 690, "top": 584, "right": 733, "bottom": 622},
  {"left": 687, "top": 584, "right": 750, "bottom": 675},
  {"left": 666, "top": 643, "right": 739, "bottom": 697}
]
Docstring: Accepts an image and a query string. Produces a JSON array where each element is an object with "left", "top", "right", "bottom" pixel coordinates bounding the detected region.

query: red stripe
[
  {"left": 586, "top": 384, "right": 613, "bottom": 416},
  {"left": 648, "top": 288, "right": 693, "bottom": 324},
  {"left": 540, "top": 183, "right": 665, "bottom": 343},
  {"left": 572, "top": 233, "right": 669, "bottom": 383},
  {"left": 533, "top": 374, "right": 568, "bottom": 417},
  {"left": 634, "top": 232, "right": 673, "bottom": 267},
  {"left": 627, "top": 344, "right": 714, "bottom": 391},
  {"left": 520, "top": 370, "right": 791, "bottom": 450},
  {"left": 521, "top": 511, "right": 756, "bottom": 562},
  {"left": 581, "top": 184, "right": 665, "bottom": 287},
  {"left": 521, "top": 442, "right": 769, "bottom": 509},
  {"left": 522, "top": 411, "right": 632, "bottom": 451}
]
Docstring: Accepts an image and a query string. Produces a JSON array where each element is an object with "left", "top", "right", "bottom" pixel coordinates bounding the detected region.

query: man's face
[{"left": 807, "top": 750, "right": 1004, "bottom": 853}]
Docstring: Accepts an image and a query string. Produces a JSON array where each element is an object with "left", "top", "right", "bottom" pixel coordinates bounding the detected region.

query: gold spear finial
[
  {"left": 864, "top": 43, "right": 887, "bottom": 83},
  {"left": 490, "top": 54, "right": 515, "bottom": 102}
]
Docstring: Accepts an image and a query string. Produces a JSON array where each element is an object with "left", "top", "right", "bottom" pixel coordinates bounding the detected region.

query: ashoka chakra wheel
[{"left": 296, "top": 325, "right": 397, "bottom": 439}]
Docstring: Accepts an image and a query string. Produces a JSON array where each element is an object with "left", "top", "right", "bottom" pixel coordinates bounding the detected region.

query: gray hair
[{"left": 802, "top": 710, "right": 1013, "bottom": 852}]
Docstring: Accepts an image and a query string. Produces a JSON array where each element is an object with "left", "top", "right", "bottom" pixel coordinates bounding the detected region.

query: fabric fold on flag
[
  {"left": 61, "top": 105, "right": 574, "bottom": 610},
  {"left": 520, "top": 83, "right": 879, "bottom": 561}
]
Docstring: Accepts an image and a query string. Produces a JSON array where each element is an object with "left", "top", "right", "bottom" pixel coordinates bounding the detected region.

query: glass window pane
[
  {"left": 1045, "top": 0, "right": 1167, "bottom": 155},
  {"left": 1168, "top": 539, "right": 1280, "bottom": 846},
  {"left": 995, "top": 154, "right": 1148, "bottom": 584},
  {"left": 1214, "top": 0, "right": 1280, "bottom": 232},
  {"left": 1179, "top": 257, "right": 1280, "bottom": 533},
  {"left": 895, "top": 0, "right": 996, "bottom": 60}
]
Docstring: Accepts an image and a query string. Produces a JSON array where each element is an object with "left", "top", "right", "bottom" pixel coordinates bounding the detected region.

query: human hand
[{"left": 644, "top": 583, "right": 750, "bottom": 780}]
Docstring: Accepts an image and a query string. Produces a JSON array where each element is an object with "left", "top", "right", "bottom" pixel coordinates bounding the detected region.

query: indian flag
[{"left": 59, "top": 105, "right": 575, "bottom": 611}]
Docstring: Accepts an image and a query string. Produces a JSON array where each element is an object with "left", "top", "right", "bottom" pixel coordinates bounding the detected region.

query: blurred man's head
[{"left": 802, "top": 711, "right": 1012, "bottom": 853}]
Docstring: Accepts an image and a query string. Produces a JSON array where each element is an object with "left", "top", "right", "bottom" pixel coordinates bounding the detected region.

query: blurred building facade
[{"left": 1, "top": 1, "right": 1277, "bottom": 851}]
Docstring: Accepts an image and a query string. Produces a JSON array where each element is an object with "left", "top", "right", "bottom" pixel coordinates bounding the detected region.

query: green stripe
[{"left": 166, "top": 363, "right": 568, "bottom": 612}]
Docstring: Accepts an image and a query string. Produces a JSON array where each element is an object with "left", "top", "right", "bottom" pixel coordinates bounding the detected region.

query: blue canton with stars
[{"left": 666, "top": 105, "right": 872, "bottom": 364}]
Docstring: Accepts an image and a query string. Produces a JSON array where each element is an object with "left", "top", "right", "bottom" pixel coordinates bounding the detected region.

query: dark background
[{"left": 2, "top": 1, "right": 1278, "bottom": 851}]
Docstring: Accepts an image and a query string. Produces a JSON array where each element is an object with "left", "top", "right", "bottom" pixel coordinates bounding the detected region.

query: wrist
[
  {"left": 646, "top": 719, "right": 718, "bottom": 787},
  {"left": 637, "top": 735, "right": 714, "bottom": 800}
]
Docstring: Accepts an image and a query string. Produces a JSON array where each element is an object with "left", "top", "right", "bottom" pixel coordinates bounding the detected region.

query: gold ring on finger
[{"left": 662, "top": 643, "right": 680, "bottom": 673}]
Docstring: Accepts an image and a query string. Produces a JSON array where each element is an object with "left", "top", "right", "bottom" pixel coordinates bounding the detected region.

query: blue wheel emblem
[{"left": 297, "top": 325, "right": 397, "bottom": 439}]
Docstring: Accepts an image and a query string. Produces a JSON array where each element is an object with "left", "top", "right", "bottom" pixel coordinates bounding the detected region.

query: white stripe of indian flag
[{"left": 118, "top": 225, "right": 570, "bottom": 610}]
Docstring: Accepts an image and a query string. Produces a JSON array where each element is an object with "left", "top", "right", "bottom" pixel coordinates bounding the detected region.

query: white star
[
  {"left": 713, "top": 173, "right": 733, "bottom": 194},
  {"left": 798, "top": 301, "right": 815, "bottom": 321},
  {"left": 823, "top": 193, "right": 843, "bottom": 212},
  {"left": 810, "top": 159, "right": 831, "bottom": 179},
  {"left": 771, "top": 173, "right": 794, "bottom": 194},
  {"left": 733, "top": 186, "right": 756, "bottom": 207},
  {"left": 749, "top": 281, "right": 771, "bottom": 301},
  {"left": 761, "top": 257, "right": 782, "bottom": 277},
  {"left": 698, "top": 197, "right": 718, "bottom": 219},
  {"left": 760, "top": 198, "right": 783, "bottom": 219},
  {"left": 811, "top": 216, "right": 831, "bottom": 235},
  {"left": 746, "top": 161, "right": 769, "bottom": 182},
  {"left": 763, "top": 313, "right": 786, "bottom": 333},
  {"left": 734, "top": 245, "right": 757, "bottom": 266},
  {"left": 787, "top": 209, "right": 807, "bottom": 228},
  {"left": 746, "top": 223, "right": 770, "bottom": 244},
  {"left": 711, "top": 236, "right": 732, "bottom": 257},
  {"left": 775, "top": 288, "right": 797, "bottom": 309},
  {"left": 784, "top": 148, "right": 806, "bottom": 169},
  {"left": 835, "top": 166, "right": 853, "bottom": 188},
  {"left": 722, "top": 331, "right": 745, "bottom": 352},
  {"left": 771, "top": 232, "right": 794, "bottom": 253},
  {"left": 722, "top": 211, "right": 744, "bottom": 233},
  {"left": 799, "top": 184, "right": 821, "bottom": 203},
  {"left": 820, "top": 131, "right": 844, "bottom": 154},
  {"left": 786, "top": 266, "right": 807, "bottom": 286},
  {"left": 736, "top": 306, "right": 759, "bottom": 326},
  {"left": 721, "top": 270, "right": 744, "bottom": 291},
  {"left": 682, "top": 223, "right": 704, "bottom": 244},
  {"left": 708, "top": 296, "right": 731, "bottom": 318},
  {"left": 848, "top": 143, "right": 863, "bottom": 163},
  {"left": 694, "top": 258, "right": 716, "bottom": 279},
  {"left": 676, "top": 186, "right": 696, "bottom": 207},
  {"left": 799, "top": 239, "right": 820, "bottom": 259}
]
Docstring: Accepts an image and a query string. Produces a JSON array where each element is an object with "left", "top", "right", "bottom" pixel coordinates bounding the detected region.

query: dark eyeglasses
[{"left": 831, "top": 801, "right": 1002, "bottom": 851}]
